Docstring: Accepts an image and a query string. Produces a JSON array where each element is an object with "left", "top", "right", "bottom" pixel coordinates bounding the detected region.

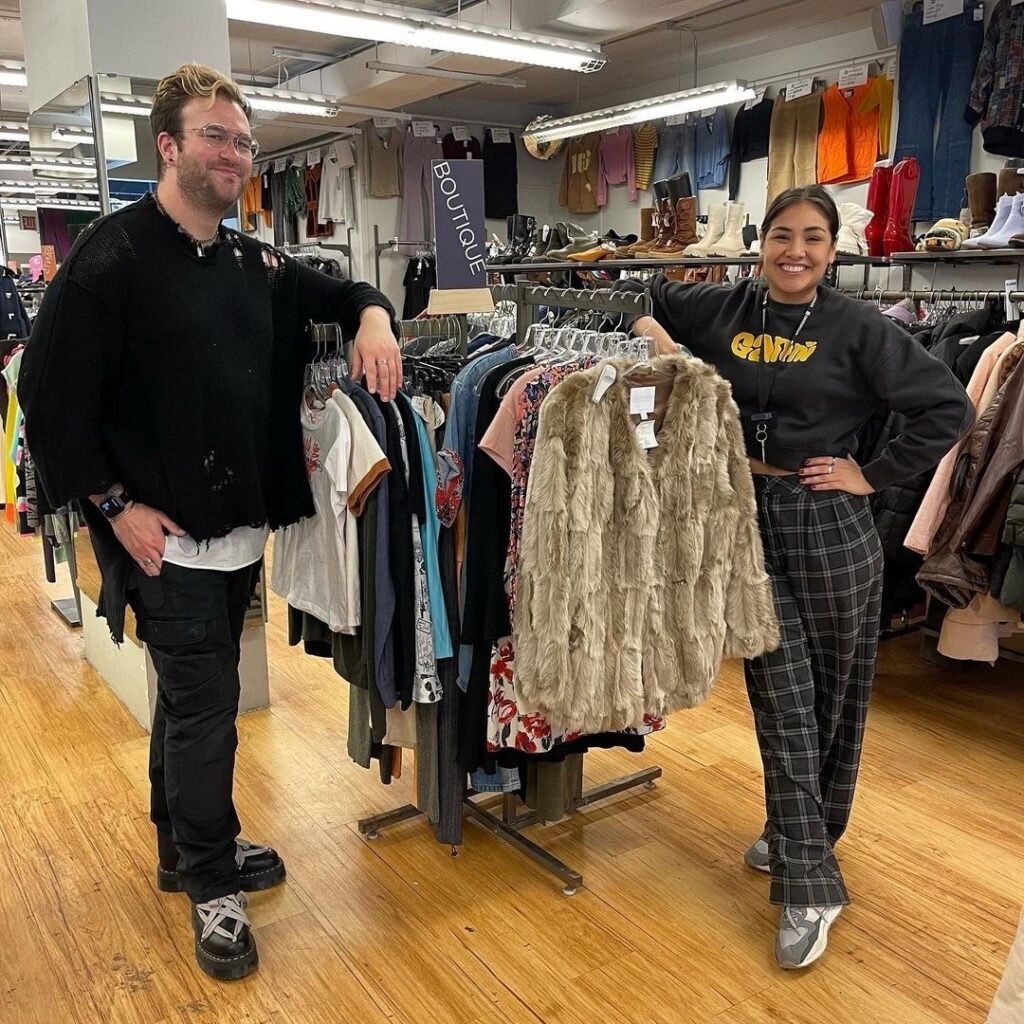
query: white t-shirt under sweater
[
  {"left": 270, "top": 391, "right": 389, "bottom": 633},
  {"left": 162, "top": 523, "right": 270, "bottom": 572},
  {"left": 317, "top": 141, "right": 357, "bottom": 227}
]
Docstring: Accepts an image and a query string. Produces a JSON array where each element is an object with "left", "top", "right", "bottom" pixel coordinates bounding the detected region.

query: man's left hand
[
  {"left": 799, "top": 456, "right": 875, "bottom": 495},
  {"left": 352, "top": 306, "right": 403, "bottom": 402}
]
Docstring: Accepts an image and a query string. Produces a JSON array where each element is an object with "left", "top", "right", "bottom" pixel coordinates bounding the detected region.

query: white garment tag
[
  {"left": 605, "top": 127, "right": 620, "bottom": 134},
  {"left": 636, "top": 419, "right": 658, "bottom": 450},
  {"left": 373, "top": 116, "right": 396, "bottom": 128},
  {"left": 629, "top": 386, "right": 656, "bottom": 416},
  {"left": 412, "top": 120, "right": 436, "bottom": 138},
  {"left": 699, "top": 107, "right": 715, "bottom": 118},
  {"left": 451, "top": 125, "right": 470, "bottom": 141},
  {"left": 923, "top": 0, "right": 963, "bottom": 23},
  {"left": 1005, "top": 278, "right": 1017, "bottom": 322},
  {"left": 273, "top": 157, "right": 288, "bottom": 173},
  {"left": 489, "top": 127, "right": 512, "bottom": 144},
  {"left": 744, "top": 87, "right": 768, "bottom": 110},
  {"left": 785, "top": 77, "right": 814, "bottom": 101},
  {"left": 887, "top": 58, "right": 897, "bottom": 79},
  {"left": 838, "top": 65, "right": 869, "bottom": 89},
  {"left": 665, "top": 113, "right": 687, "bottom": 126},
  {"left": 305, "top": 148, "right": 321, "bottom": 166},
  {"left": 591, "top": 364, "right": 617, "bottom": 403},
  {"left": 977, "top": 1, "right": 988, "bottom": 14}
]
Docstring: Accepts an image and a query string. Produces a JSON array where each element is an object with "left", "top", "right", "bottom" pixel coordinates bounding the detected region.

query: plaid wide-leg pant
[{"left": 745, "top": 475, "right": 884, "bottom": 907}]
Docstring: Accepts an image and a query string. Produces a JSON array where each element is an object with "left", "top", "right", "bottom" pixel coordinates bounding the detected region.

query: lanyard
[{"left": 753, "top": 289, "right": 816, "bottom": 462}]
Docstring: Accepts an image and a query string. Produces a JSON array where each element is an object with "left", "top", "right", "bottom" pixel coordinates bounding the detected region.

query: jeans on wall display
[
  {"left": 652, "top": 122, "right": 699, "bottom": 213},
  {"left": 893, "top": 3, "right": 984, "bottom": 221}
]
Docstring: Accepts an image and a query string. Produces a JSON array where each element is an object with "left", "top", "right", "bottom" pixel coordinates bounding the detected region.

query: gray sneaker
[
  {"left": 776, "top": 904, "right": 844, "bottom": 969},
  {"left": 743, "top": 838, "right": 770, "bottom": 873}
]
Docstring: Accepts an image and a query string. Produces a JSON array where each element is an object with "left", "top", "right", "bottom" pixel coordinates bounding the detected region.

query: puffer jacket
[
  {"left": 998, "top": 469, "right": 1024, "bottom": 609},
  {"left": 918, "top": 353, "right": 1024, "bottom": 606}
]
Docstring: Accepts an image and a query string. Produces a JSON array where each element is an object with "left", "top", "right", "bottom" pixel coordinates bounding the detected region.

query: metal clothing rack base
[{"left": 358, "top": 765, "right": 662, "bottom": 895}]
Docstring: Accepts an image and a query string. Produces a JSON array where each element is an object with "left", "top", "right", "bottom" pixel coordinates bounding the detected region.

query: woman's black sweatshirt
[{"left": 617, "top": 275, "right": 973, "bottom": 491}]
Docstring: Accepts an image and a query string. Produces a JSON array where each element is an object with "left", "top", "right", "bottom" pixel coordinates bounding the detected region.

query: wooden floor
[{"left": 1, "top": 516, "right": 1022, "bottom": 1024}]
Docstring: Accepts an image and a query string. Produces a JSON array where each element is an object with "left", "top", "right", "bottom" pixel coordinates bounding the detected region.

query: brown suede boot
[
  {"left": 649, "top": 197, "right": 689, "bottom": 260},
  {"left": 673, "top": 197, "right": 698, "bottom": 248},
  {"left": 629, "top": 199, "right": 673, "bottom": 257},
  {"left": 998, "top": 166, "right": 1022, "bottom": 199},
  {"left": 966, "top": 172, "right": 997, "bottom": 232}
]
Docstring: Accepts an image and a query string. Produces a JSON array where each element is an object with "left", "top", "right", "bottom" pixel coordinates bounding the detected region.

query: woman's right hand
[
  {"left": 633, "top": 315, "right": 682, "bottom": 356},
  {"left": 111, "top": 503, "right": 186, "bottom": 577}
]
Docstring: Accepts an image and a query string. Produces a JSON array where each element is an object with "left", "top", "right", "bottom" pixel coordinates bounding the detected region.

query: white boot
[
  {"left": 978, "top": 193, "right": 1024, "bottom": 249},
  {"left": 836, "top": 202, "right": 873, "bottom": 255},
  {"left": 963, "top": 194, "right": 1014, "bottom": 249},
  {"left": 708, "top": 201, "right": 746, "bottom": 256},
  {"left": 684, "top": 203, "right": 727, "bottom": 256}
]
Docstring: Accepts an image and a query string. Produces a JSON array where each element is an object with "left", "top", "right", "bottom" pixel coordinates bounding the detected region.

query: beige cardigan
[{"left": 513, "top": 355, "right": 780, "bottom": 734}]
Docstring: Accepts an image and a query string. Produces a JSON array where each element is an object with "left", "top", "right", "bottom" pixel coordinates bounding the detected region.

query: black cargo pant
[{"left": 127, "top": 560, "right": 261, "bottom": 904}]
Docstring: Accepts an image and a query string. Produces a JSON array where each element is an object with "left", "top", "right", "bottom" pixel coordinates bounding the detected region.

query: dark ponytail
[{"left": 760, "top": 185, "right": 840, "bottom": 239}]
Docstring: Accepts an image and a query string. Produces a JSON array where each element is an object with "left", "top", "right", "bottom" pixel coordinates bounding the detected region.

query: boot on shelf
[
  {"left": 685, "top": 203, "right": 727, "bottom": 256},
  {"left": 529, "top": 223, "right": 567, "bottom": 260},
  {"left": 519, "top": 223, "right": 550, "bottom": 262},
  {"left": 963, "top": 193, "right": 1015, "bottom": 249},
  {"left": 966, "top": 172, "right": 997, "bottom": 234},
  {"left": 546, "top": 223, "right": 599, "bottom": 260},
  {"left": 619, "top": 207, "right": 657, "bottom": 255},
  {"left": 863, "top": 164, "right": 892, "bottom": 258},
  {"left": 623, "top": 209, "right": 662, "bottom": 258},
  {"left": 708, "top": 200, "right": 747, "bottom": 256},
  {"left": 649, "top": 197, "right": 687, "bottom": 258},
  {"left": 649, "top": 197, "right": 697, "bottom": 260},
  {"left": 998, "top": 165, "right": 1023, "bottom": 199},
  {"left": 882, "top": 157, "right": 920, "bottom": 256},
  {"left": 491, "top": 214, "right": 534, "bottom": 264},
  {"left": 976, "top": 193, "right": 1024, "bottom": 249},
  {"left": 836, "top": 202, "right": 873, "bottom": 255}
]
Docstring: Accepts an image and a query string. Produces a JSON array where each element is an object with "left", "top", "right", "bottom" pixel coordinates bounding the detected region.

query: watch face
[{"left": 100, "top": 494, "right": 126, "bottom": 519}]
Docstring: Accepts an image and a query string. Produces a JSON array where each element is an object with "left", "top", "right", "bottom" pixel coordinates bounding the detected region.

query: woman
[{"left": 623, "top": 186, "right": 973, "bottom": 969}]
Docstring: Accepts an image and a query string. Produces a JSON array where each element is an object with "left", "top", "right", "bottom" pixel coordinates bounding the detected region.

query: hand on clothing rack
[{"left": 352, "top": 306, "right": 403, "bottom": 402}]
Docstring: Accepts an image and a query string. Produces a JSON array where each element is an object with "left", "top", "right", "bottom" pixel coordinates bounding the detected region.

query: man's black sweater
[{"left": 19, "top": 193, "right": 396, "bottom": 640}]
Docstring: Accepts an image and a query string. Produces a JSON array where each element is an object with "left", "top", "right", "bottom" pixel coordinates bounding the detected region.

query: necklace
[{"left": 153, "top": 193, "right": 223, "bottom": 253}]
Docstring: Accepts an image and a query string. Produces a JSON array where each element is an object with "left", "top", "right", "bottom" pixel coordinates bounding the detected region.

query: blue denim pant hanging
[{"left": 893, "top": 4, "right": 983, "bottom": 221}]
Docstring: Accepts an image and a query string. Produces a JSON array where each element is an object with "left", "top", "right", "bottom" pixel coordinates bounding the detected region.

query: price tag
[
  {"left": 1005, "top": 278, "right": 1017, "bottom": 322},
  {"left": 744, "top": 86, "right": 768, "bottom": 110},
  {"left": 887, "top": 58, "right": 897, "bottom": 80},
  {"left": 305, "top": 148, "right": 321, "bottom": 166},
  {"left": 629, "top": 386, "right": 656, "bottom": 416},
  {"left": 451, "top": 125, "right": 470, "bottom": 142},
  {"left": 635, "top": 419, "right": 658, "bottom": 450},
  {"left": 489, "top": 127, "right": 512, "bottom": 144},
  {"left": 665, "top": 113, "right": 688, "bottom": 126},
  {"left": 838, "top": 65, "right": 869, "bottom": 89},
  {"left": 977, "top": 1, "right": 987, "bottom": 15},
  {"left": 923, "top": 0, "right": 964, "bottom": 24},
  {"left": 373, "top": 115, "right": 397, "bottom": 128},
  {"left": 591, "top": 364, "right": 617, "bottom": 403},
  {"left": 412, "top": 120, "right": 436, "bottom": 138},
  {"left": 699, "top": 107, "right": 716, "bottom": 118},
  {"left": 785, "top": 77, "right": 814, "bottom": 101},
  {"left": 273, "top": 157, "right": 288, "bottom": 173},
  {"left": 605, "top": 127, "right": 621, "bottom": 134}
]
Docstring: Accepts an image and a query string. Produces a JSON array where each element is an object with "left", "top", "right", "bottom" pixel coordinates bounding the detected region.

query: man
[{"left": 19, "top": 63, "right": 402, "bottom": 982}]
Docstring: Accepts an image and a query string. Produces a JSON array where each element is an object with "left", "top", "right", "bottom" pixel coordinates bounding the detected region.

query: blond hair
[{"left": 150, "top": 63, "right": 252, "bottom": 178}]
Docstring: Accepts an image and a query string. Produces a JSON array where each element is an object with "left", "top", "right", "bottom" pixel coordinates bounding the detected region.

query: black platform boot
[{"left": 192, "top": 892, "right": 259, "bottom": 981}]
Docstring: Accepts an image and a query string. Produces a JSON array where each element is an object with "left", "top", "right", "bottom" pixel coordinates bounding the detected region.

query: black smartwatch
[{"left": 97, "top": 484, "right": 132, "bottom": 521}]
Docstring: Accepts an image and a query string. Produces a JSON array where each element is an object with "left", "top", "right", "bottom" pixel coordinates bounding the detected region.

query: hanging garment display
[
  {"left": 241, "top": 175, "right": 263, "bottom": 233},
  {"left": 304, "top": 164, "right": 333, "bottom": 239},
  {"left": 632, "top": 122, "right": 659, "bottom": 192},
  {"left": 398, "top": 129, "right": 443, "bottom": 253},
  {"left": 693, "top": 108, "right": 731, "bottom": 190},
  {"left": 363, "top": 123, "right": 403, "bottom": 198},
  {"left": 260, "top": 168, "right": 273, "bottom": 229},
  {"left": 402, "top": 255, "right": 436, "bottom": 319},
  {"left": 284, "top": 165, "right": 305, "bottom": 246},
  {"left": 895, "top": 2, "right": 984, "bottom": 218},
  {"left": 559, "top": 132, "right": 601, "bottom": 214},
  {"left": 967, "top": 0, "right": 1024, "bottom": 158},
  {"left": 442, "top": 131, "right": 483, "bottom": 160},
  {"left": 483, "top": 128, "right": 519, "bottom": 219},
  {"left": 513, "top": 354, "right": 780, "bottom": 734},
  {"left": 317, "top": 140, "right": 357, "bottom": 228},
  {"left": 857, "top": 74, "right": 894, "bottom": 157},
  {"left": 817, "top": 81, "right": 881, "bottom": 185},
  {"left": 767, "top": 92, "right": 821, "bottom": 202},
  {"left": 728, "top": 95, "right": 773, "bottom": 200},
  {"left": 596, "top": 126, "right": 637, "bottom": 205}
]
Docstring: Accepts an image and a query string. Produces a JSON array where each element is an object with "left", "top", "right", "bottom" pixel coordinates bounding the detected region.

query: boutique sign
[{"left": 427, "top": 158, "right": 494, "bottom": 314}]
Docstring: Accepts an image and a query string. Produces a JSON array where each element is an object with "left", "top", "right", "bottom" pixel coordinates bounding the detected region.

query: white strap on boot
[{"left": 196, "top": 892, "right": 251, "bottom": 943}]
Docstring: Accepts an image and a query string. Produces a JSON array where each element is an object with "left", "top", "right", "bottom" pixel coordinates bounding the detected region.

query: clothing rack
[
  {"left": 839, "top": 288, "right": 1024, "bottom": 304},
  {"left": 373, "top": 223, "right": 434, "bottom": 290},
  {"left": 747, "top": 48, "right": 897, "bottom": 91},
  {"left": 283, "top": 234, "right": 354, "bottom": 279},
  {"left": 397, "top": 314, "right": 468, "bottom": 356},
  {"left": 258, "top": 129, "right": 361, "bottom": 169},
  {"left": 357, "top": 281, "right": 663, "bottom": 895}
]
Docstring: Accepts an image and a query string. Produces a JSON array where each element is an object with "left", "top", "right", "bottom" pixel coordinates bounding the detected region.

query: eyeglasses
[{"left": 174, "top": 123, "right": 260, "bottom": 159}]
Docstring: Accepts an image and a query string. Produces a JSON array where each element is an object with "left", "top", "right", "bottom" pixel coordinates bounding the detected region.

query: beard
[{"left": 175, "top": 149, "right": 245, "bottom": 216}]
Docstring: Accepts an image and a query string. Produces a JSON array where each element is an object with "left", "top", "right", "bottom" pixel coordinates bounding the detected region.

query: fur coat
[{"left": 513, "top": 354, "right": 779, "bottom": 734}]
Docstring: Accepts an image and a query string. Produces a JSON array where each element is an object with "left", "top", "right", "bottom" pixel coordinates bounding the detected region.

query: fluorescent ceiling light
[
  {"left": 0, "top": 158, "right": 30, "bottom": 172},
  {"left": 0, "top": 62, "right": 27, "bottom": 87},
  {"left": 272, "top": 45, "right": 338, "bottom": 62},
  {"left": 36, "top": 199, "right": 101, "bottom": 212},
  {"left": 100, "top": 94, "right": 153, "bottom": 117},
  {"left": 51, "top": 127, "right": 96, "bottom": 145},
  {"left": 526, "top": 81, "right": 756, "bottom": 142},
  {"left": 0, "top": 122, "right": 29, "bottom": 142},
  {"left": 227, "top": 0, "right": 605, "bottom": 73},
  {"left": 365, "top": 60, "right": 526, "bottom": 89},
  {"left": 33, "top": 158, "right": 97, "bottom": 177},
  {"left": 244, "top": 86, "right": 338, "bottom": 117}
]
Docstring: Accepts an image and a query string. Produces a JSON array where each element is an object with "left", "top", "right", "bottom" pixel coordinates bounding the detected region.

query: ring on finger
[{"left": 143, "top": 558, "right": 154, "bottom": 566}]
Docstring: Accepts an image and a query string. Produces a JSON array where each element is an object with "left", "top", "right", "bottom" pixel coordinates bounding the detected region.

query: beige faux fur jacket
[{"left": 513, "top": 354, "right": 779, "bottom": 734}]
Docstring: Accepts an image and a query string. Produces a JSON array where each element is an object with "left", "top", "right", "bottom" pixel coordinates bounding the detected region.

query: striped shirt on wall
[{"left": 633, "top": 122, "right": 659, "bottom": 192}]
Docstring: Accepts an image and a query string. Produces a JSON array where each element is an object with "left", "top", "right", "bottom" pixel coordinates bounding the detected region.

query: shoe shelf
[
  {"left": 486, "top": 253, "right": 888, "bottom": 274},
  {"left": 888, "top": 248, "right": 1024, "bottom": 264}
]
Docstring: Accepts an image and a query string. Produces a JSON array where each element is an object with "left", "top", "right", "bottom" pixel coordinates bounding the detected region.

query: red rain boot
[
  {"left": 863, "top": 164, "right": 892, "bottom": 258},
  {"left": 883, "top": 158, "right": 921, "bottom": 256}
]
